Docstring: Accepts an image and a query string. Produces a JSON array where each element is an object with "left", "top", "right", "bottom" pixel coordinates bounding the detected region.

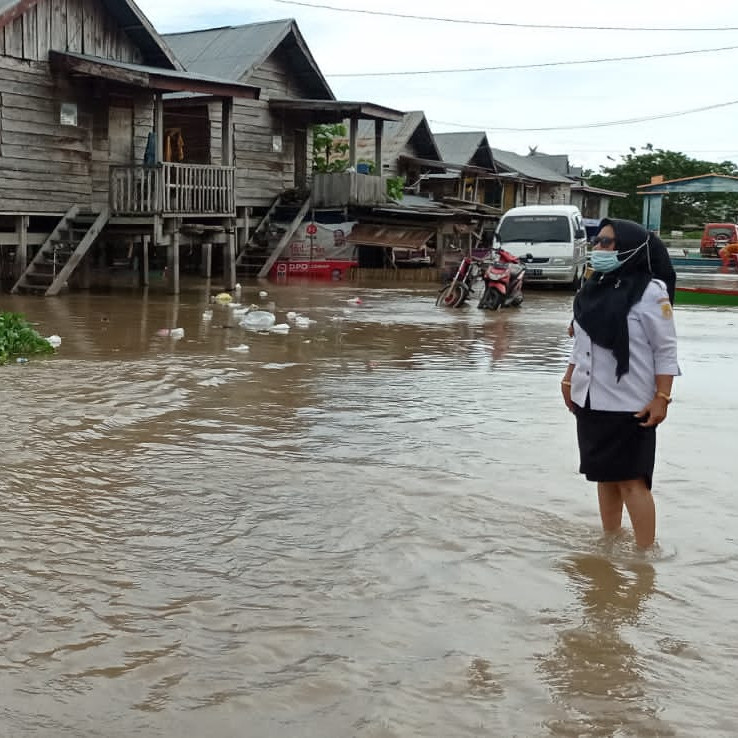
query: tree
[
  {"left": 589, "top": 146, "right": 738, "bottom": 231},
  {"left": 312, "top": 124, "right": 350, "bottom": 173}
]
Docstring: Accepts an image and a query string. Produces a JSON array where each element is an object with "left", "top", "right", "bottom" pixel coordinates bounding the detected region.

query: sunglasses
[{"left": 591, "top": 236, "right": 616, "bottom": 247}]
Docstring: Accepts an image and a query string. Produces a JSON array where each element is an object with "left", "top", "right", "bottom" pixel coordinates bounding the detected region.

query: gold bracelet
[
  {"left": 655, "top": 391, "right": 672, "bottom": 404},
  {"left": 561, "top": 380, "right": 572, "bottom": 387}
]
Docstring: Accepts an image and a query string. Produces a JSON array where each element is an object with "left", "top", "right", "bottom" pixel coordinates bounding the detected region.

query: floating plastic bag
[
  {"left": 227, "top": 344, "right": 250, "bottom": 353},
  {"left": 239, "top": 311, "right": 276, "bottom": 332},
  {"left": 214, "top": 292, "right": 233, "bottom": 304},
  {"left": 270, "top": 323, "right": 290, "bottom": 334},
  {"left": 46, "top": 335, "right": 62, "bottom": 348}
]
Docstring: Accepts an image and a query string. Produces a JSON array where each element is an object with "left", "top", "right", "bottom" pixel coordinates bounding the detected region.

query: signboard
[{"left": 268, "top": 220, "right": 359, "bottom": 280}]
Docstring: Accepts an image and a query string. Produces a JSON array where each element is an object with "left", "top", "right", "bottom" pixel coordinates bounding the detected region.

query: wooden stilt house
[
  {"left": 0, "top": 0, "right": 260, "bottom": 295},
  {"left": 164, "top": 20, "right": 403, "bottom": 279}
]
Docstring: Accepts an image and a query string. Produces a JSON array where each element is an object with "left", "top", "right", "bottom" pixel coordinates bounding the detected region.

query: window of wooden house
[{"left": 60, "top": 103, "right": 78, "bottom": 127}]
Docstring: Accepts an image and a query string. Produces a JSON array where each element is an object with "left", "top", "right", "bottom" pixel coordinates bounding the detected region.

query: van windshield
[{"left": 498, "top": 215, "right": 571, "bottom": 244}]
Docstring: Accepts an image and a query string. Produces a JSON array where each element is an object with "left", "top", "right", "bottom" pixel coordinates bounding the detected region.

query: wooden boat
[{"left": 675, "top": 285, "right": 738, "bottom": 306}]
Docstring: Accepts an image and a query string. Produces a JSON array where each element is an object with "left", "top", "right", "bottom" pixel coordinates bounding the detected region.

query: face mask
[{"left": 590, "top": 250, "right": 621, "bottom": 273}]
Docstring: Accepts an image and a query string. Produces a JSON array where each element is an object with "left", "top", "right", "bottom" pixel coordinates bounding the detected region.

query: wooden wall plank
[{"left": 51, "top": 0, "right": 68, "bottom": 50}]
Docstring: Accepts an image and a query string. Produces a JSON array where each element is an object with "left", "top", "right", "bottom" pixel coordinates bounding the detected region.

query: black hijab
[{"left": 573, "top": 219, "right": 673, "bottom": 380}]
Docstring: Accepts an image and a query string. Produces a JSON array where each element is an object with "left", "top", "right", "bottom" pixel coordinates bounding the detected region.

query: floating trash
[
  {"left": 156, "top": 328, "right": 185, "bottom": 340},
  {"left": 259, "top": 290, "right": 269, "bottom": 299},
  {"left": 347, "top": 297, "right": 363, "bottom": 305},
  {"left": 16, "top": 357, "right": 29, "bottom": 364},
  {"left": 270, "top": 323, "right": 290, "bottom": 334},
  {"left": 46, "top": 335, "right": 62, "bottom": 348},
  {"left": 201, "top": 309, "right": 213, "bottom": 321},
  {"left": 286, "top": 311, "right": 298, "bottom": 321},
  {"left": 294, "top": 316, "right": 316, "bottom": 329},
  {"left": 214, "top": 292, "right": 233, "bottom": 304},
  {"left": 239, "top": 311, "right": 276, "bottom": 332},
  {"left": 227, "top": 344, "right": 250, "bottom": 353}
]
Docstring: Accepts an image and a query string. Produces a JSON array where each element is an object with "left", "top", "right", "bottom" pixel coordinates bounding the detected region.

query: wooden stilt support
[
  {"left": 167, "top": 230, "right": 180, "bottom": 294},
  {"left": 141, "top": 235, "right": 150, "bottom": 287},
  {"left": 13, "top": 215, "right": 28, "bottom": 280},
  {"left": 201, "top": 242, "right": 212, "bottom": 279},
  {"left": 224, "top": 230, "right": 236, "bottom": 290}
]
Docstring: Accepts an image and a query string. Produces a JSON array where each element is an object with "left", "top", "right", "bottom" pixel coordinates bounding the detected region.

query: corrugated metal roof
[
  {"left": 0, "top": 0, "right": 19, "bottom": 15},
  {"left": 491, "top": 148, "right": 573, "bottom": 184},
  {"left": 346, "top": 223, "right": 435, "bottom": 248},
  {"left": 163, "top": 19, "right": 333, "bottom": 99},
  {"left": 434, "top": 132, "right": 487, "bottom": 167}
]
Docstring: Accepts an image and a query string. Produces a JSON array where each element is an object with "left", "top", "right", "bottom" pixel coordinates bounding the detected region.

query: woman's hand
[
  {"left": 561, "top": 380, "right": 575, "bottom": 413},
  {"left": 635, "top": 396, "right": 669, "bottom": 427}
]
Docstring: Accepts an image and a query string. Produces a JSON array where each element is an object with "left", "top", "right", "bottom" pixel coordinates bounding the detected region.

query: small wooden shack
[{"left": 0, "top": 0, "right": 260, "bottom": 295}]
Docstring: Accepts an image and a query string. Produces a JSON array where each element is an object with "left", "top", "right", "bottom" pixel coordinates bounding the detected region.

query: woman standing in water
[{"left": 561, "top": 219, "right": 680, "bottom": 549}]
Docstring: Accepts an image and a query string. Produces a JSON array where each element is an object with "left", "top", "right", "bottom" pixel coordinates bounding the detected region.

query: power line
[
  {"left": 273, "top": 0, "right": 738, "bottom": 32},
  {"left": 430, "top": 99, "right": 738, "bottom": 132},
  {"left": 326, "top": 44, "right": 738, "bottom": 77}
]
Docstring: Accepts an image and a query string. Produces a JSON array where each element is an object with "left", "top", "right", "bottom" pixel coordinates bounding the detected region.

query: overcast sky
[{"left": 138, "top": 0, "right": 738, "bottom": 174}]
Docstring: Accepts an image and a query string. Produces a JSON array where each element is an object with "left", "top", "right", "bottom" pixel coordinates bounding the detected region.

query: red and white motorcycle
[{"left": 477, "top": 247, "right": 526, "bottom": 310}]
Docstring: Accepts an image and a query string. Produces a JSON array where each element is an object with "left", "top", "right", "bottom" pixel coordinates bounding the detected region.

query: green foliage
[
  {"left": 312, "top": 124, "right": 350, "bottom": 173},
  {"left": 0, "top": 312, "right": 54, "bottom": 365},
  {"left": 589, "top": 145, "right": 738, "bottom": 231},
  {"left": 386, "top": 175, "right": 405, "bottom": 201}
]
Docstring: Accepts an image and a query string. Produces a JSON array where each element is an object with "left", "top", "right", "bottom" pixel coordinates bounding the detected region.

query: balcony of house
[
  {"left": 110, "top": 163, "right": 236, "bottom": 217},
  {"left": 311, "top": 171, "right": 388, "bottom": 208},
  {"left": 269, "top": 99, "right": 404, "bottom": 209}
]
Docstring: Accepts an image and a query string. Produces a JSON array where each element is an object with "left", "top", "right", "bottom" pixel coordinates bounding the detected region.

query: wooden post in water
[
  {"left": 223, "top": 228, "right": 236, "bottom": 290},
  {"left": 201, "top": 242, "right": 212, "bottom": 279},
  {"left": 140, "top": 235, "right": 150, "bottom": 287},
  {"left": 167, "top": 229, "right": 180, "bottom": 294},
  {"left": 13, "top": 215, "right": 28, "bottom": 280}
]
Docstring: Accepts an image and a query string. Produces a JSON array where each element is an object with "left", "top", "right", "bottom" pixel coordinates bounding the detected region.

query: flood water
[{"left": 1, "top": 279, "right": 736, "bottom": 737}]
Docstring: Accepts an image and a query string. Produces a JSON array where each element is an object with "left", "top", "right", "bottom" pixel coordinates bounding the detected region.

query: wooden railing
[
  {"left": 110, "top": 164, "right": 236, "bottom": 216},
  {"left": 311, "top": 172, "right": 388, "bottom": 208},
  {"left": 110, "top": 166, "right": 159, "bottom": 214}
]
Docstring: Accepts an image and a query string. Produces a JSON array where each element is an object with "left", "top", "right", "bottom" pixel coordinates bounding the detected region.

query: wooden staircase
[
  {"left": 12, "top": 207, "right": 110, "bottom": 296},
  {"left": 236, "top": 192, "right": 311, "bottom": 279}
]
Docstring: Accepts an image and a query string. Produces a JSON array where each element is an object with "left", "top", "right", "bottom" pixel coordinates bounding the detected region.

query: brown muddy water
[{"left": 1, "top": 280, "right": 736, "bottom": 738}]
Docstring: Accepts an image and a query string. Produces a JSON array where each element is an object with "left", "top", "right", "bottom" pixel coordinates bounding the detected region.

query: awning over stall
[{"left": 347, "top": 224, "right": 435, "bottom": 249}]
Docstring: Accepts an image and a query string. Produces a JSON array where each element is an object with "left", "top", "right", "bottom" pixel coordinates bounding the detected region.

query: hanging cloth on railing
[{"left": 144, "top": 131, "right": 156, "bottom": 166}]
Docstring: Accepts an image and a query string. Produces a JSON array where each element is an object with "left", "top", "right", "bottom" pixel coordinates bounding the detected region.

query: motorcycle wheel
[
  {"left": 436, "top": 283, "right": 468, "bottom": 308},
  {"left": 478, "top": 286, "right": 503, "bottom": 310}
]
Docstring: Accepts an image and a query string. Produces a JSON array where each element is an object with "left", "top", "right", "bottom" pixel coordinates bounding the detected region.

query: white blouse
[{"left": 569, "top": 279, "right": 680, "bottom": 412}]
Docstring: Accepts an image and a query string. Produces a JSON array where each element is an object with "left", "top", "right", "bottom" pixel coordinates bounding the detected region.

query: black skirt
[{"left": 574, "top": 402, "right": 657, "bottom": 490}]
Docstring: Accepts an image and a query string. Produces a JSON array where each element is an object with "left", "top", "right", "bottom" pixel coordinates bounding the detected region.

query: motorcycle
[
  {"left": 435, "top": 256, "right": 485, "bottom": 308},
  {"left": 477, "top": 247, "right": 526, "bottom": 310}
]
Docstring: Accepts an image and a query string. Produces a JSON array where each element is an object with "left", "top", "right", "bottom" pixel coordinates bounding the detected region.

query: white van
[{"left": 495, "top": 205, "right": 588, "bottom": 288}]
